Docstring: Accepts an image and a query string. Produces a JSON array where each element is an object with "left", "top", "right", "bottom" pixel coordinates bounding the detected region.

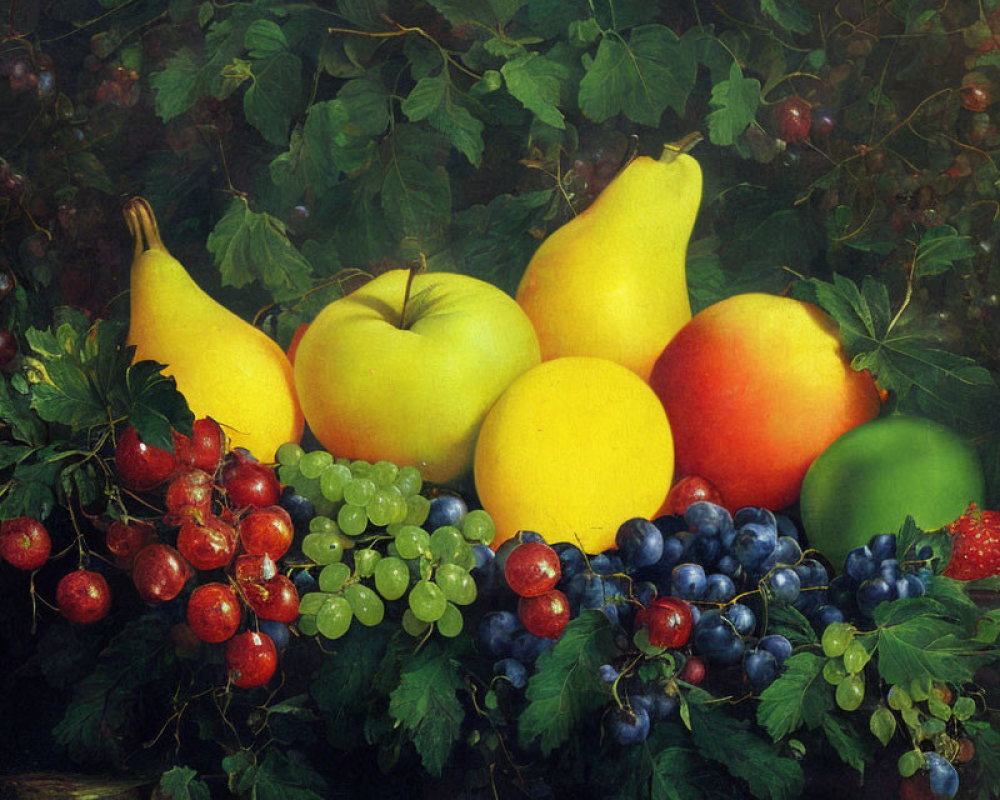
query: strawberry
[{"left": 943, "top": 502, "right": 1000, "bottom": 580}]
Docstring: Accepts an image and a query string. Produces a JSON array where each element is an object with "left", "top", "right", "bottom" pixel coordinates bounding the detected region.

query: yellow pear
[
  {"left": 515, "top": 136, "right": 703, "bottom": 381},
  {"left": 124, "top": 197, "right": 303, "bottom": 460}
]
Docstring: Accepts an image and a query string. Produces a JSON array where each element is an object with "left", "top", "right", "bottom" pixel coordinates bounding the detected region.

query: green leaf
[
  {"left": 757, "top": 652, "right": 834, "bottom": 740},
  {"left": 426, "top": 0, "right": 527, "bottom": 26},
  {"left": 823, "top": 714, "right": 871, "bottom": 773},
  {"left": 150, "top": 48, "right": 203, "bottom": 122},
  {"left": 53, "top": 615, "right": 172, "bottom": 764},
  {"left": 578, "top": 25, "right": 696, "bottom": 126},
  {"left": 761, "top": 0, "right": 814, "bottom": 33},
  {"left": 706, "top": 61, "right": 761, "bottom": 145},
  {"left": 2, "top": 456, "right": 60, "bottom": 520},
  {"left": 387, "top": 640, "right": 466, "bottom": 776},
  {"left": 689, "top": 690, "right": 805, "bottom": 799},
  {"left": 28, "top": 358, "right": 106, "bottom": 429},
  {"left": 869, "top": 705, "right": 897, "bottom": 747},
  {"left": 518, "top": 610, "right": 617, "bottom": 755},
  {"left": 913, "top": 225, "right": 977, "bottom": 278},
  {"left": 380, "top": 126, "right": 452, "bottom": 241},
  {"left": 124, "top": 360, "right": 193, "bottom": 451},
  {"left": 765, "top": 604, "right": 820, "bottom": 647},
  {"left": 206, "top": 197, "right": 314, "bottom": 301},
  {"left": 0, "top": 377, "right": 45, "bottom": 445},
  {"left": 244, "top": 22, "right": 303, "bottom": 145},
  {"left": 965, "top": 721, "right": 1000, "bottom": 800},
  {"left": 223, "top": 748, "right": 326, "bottom": 800},
  {"left": 66, "top": 152, "right": 116, "bottom": 195},
  {"left": 501, "top": 52, "right": 569, "bottom": 129},
  {"left": 159, "top": 766, "right": 211, "bottom": 800},
  {"left": 311, "top": 624, "right": 392, "bottom": 713},
  {"left": 800, "top": 273, "right": 1000, "bottom": 437},
  {"left": 401, "top": 75, "right": 485, "bottom": 164},
  {"left": 874, "top": 598, "right": 1000, "bottom": 685},
  {"left": 924, "top": 575, "right": 982, "bottom": 631}
]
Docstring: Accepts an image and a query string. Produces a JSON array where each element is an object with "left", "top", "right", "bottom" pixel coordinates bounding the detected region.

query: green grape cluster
[
  {"left": 275, "top": 443, "right": 496, "bottom": 642},
  {"left": 820, "top": 622, "right": 871, "bottom": 712}
]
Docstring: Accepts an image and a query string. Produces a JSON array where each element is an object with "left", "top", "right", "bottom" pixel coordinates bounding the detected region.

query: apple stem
[
  {"left": 399, "top": 258, "right": 423, "bottom": 330},
  {"left": 660, "top": 132, "right": 703, "bottom": 164}
]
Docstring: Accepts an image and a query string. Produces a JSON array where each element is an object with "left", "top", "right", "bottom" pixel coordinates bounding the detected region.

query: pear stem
[
  {"left": 660, "top": 132, "right": 703, "bottom": 164},
  {"left": 123, "top": 197, "right": 167, "bottom": 258}
]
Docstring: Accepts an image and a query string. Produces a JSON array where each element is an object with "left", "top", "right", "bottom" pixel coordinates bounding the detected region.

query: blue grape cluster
[
  {"left": 825, "top": 533, "right": 932, "bottom": 623},
  {"left": 477, "top": 608, "right": 555, "bottom": 689}
]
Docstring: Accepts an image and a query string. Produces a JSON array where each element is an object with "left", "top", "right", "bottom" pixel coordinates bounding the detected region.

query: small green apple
[
  {"left": 799, "top": 414, "right": 986, "bottom": 571},
  {"left": 294, "top": 269, "right": 540, "bottom": 485}
]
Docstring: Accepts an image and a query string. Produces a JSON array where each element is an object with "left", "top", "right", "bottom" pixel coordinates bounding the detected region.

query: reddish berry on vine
[
  {"left": 105, "top": 519, "right": 156, "bottom": 569},
  {"left": 164, "top": 468, "right": 215, "bottom": 525},
  {"left": 174, "top": 417, "right": 225, "bottom": 474},
  {"left": 186, "top": 582, "right": 242, "bottom": 643},
  {"left": 242, "top": 574, "right": 300, "bottom": 623},
  {"left": 774, "top": 97, "right": 812, "bottom": 143},
  {"left": 131, "top": 543, "right": 191, "bottom": 603},
  {"left": 57, "top": 569, "right": 112, "bottom": 624},
  {"left": 222, "top": 453, "right": 280, "bottom": 510},
  {"left": 0, "top": 517, "right": 51, "bottom": 570},
  {"left": 504, "top": 541, "right": 561, "bottom": 597},
  {"left": 115, "top": 425, "right": 177, "bottom": 492},
  {"left": 225, "top": 630, "right": 278, "bottom": 688},
  {"left": 518, "top": 589, "right": 570, "bottom": 639},
  {"left": 239, "top": 506, "right": 294, "bottom": 560},
  {"left": 635, "top": 596, "right": 694, "bottom": 648},
  {"left": 176, "top": 515, "right": 238, "bottom": 571},
  {"left": 664, "top": 476, "right": 724, "bottom": 516}
]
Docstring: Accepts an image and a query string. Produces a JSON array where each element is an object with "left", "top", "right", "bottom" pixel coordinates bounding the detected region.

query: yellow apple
[{"left": 294, "top": 269, "right": 541, "bottom": 485}]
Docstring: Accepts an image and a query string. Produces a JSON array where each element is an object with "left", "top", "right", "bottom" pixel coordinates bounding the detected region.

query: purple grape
[
  {"left": 616, "top": 517, "right": 664, "bottom": 569},
  {"left": 704, "top": 573, "right": 737, "bottom": 603},
  {"left": 554, "top": 542, "right": 587, "bottom": 580},
  {"left": 493, "top": 657, "right": 528, "bottom": 689},
  {"left": 684, "top": 501, "right": 733, "bottom": 537},
  {"left": 812, "top": 604, "right": 845, "bottom": 629},
  {"left": 693, "top": 613, "right": 745, "bottom": 665},
  {"left": 757, "top": 633, "right": 793, "bottom": 665},
  {"left": 689, "top": 532, "right": 721, "bottom": 568},
  {"left": 744, "top": 648, "right": 779, "bottom": 690},
  {"left": 599, "top": 663, "right": 619, "bottom": 683},
  {"left": 775, "top": 513, "right": 800, "bottom": 540},
  {"left": 473, "top": 543, "right": 495, "bottom": 571},
  {"left": 844, "top": 546, "right": 878, "bottom": 583},
  {"left": 511, "top": 631, "right": 554, "bottom": 664},
  {"left": 258, "top": 620, "right": 290, "bottom": 651},
  {"left": 608, "top": 706, "right": 650, "bottom": 745},
  {"left": 902, "top": 573, "right": 926, "bottom": 598},
  {"left": 924, "top": 752, "right": 959, "bottom": 798},
  {"left": 479, "top": 610, "right": 522, "bottom": 658},
  {"left": 773, "top": 536, "right": 802, "bottom": 566},
  {"left": 723, "top": 602, "right": 756, "bottom": 636},
  {"left": 671, "top": 562, "right": 707, "bottom": 601},
  {"left": 733, "top": 523, "right": 777, "bottom": 570},
  {"left": 651, "top": 692, "right": 679, "bottom": 720},
  {"left": 425, "top": 494, "right": 468, "bottom": 530},
  {"left": 857, "top": 576, "right": 897, "bottom": 617},
  {"left": 868, "top": 533, "right": 896, "bottom": 562},
  {"left": 767, "top": 567, "right": 802, "bottom": 604},
  {"left": 879, "top": 559, "right": 902, "bottom": 583},
  {"left": 714, "top": 553, "right": 741, "bottom": 578},
  {"left": 652, "top": 514, "right": 686, "bottom": 536}
]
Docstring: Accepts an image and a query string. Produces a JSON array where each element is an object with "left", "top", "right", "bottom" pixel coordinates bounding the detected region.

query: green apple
[
  {"left": 799, "top": 414, "right": 985, "bottom": 571},
  {"left": 293, "top": 269, "right": 541, "bottom": 485}
]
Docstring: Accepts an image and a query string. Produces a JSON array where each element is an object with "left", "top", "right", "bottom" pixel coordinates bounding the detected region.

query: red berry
[
  {"left": 943, "top": 502, "right": 1000, "bottom": 580},
  {"left": 56, "top": 569, "right": 112, "bottom": 624},
  {"left": 956, "top": 737, "right": 975, "bottom": 763},
  {"left": 774, "top": 97, "right": 812, "bottom": 143},
  {"left": 678, "top": 655, "right": 706, "bottom": 685},
  {"left": 222, "top": 454, "right": 280, "bottom": 510},
  {"left": 0, "top": 329, "right": 18, "bottom": 368},
  {"left": 105, "top": 519, "right": 156, "bottom": 569},
  {"left": 239, "top": 506, "right": 294, "bottom": 560},
  {"left": 0, "top": 517, "right": 51, "bottom": 570},
  {"left": 115, "top": 425, "right": 177, "bottom": 492},
  {"left": 131, "top": 543, "right": 191, "bottom": 603},
  {"left": 174, "top": 417, "right": 225, "bottom": 474},
  {"left": 518, "top": 589, "right": 570, "bottom": 639},
  {"left": 242, "top": 574, "right": 300, "bottom": 623},
  {"left": 186, "top": 582, "right": 242, "bottom": 643},
  {"left": 504, "top": 541, "right": 561, "bottom": 597},
  {"left": 664, "top": 476, "right": 725, "bottom": 516},
  {"left": 176, "top": 515, "right": 238, "bottom": 571},
  {"left": 164, "top": 468, "right": 215, "bottom": 525},
  {"left": 898, "top": 772, "right": 934, "bottom": 800},
  {"left": 635, "top": 596, "right": 693, "bottom": 648},
  {"left": 225, "top": 630, "right": 278, "bottom": 688},
  {"left": 961, "top": 72, "right": 993, "bottom": 112},
  {"left": 234, "top": 553, "right": 277, "bottom": 583}
]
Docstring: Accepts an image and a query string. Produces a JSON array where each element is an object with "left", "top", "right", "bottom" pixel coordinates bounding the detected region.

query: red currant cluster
[
  {"left": 110, "top": 419, "right": 298, "bottom": 688},
  {"left": 503, "top": 540, "right": 570, "bottom": 639},
  {"left": 94, "top": 65, "right": 140, "bottom": 109}
]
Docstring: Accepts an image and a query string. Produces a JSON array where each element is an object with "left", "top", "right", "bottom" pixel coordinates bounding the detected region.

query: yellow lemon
[{"left": 474, "top": 357, "right": 674, "bottom": 553}]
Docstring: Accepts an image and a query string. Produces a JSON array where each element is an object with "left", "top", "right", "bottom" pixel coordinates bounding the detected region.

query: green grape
[
  {"left": 302, "top": 532, "right": 345, "bottom": 564},
  {"left": 320, "top": 463, "right": 353, "bottom": 502},
  {"left": 461, "top": 509, "right": 495, "bottom": 545},
  {"left": 349, "top": 459, "right": 372, "bottom": 478},
  {"left": 309, "top": 515, "right": 339, "bottom": 535},
  {"left": 299, "top": 450, "right": 334, "bottom": 478},
  {"left": 404, "top": 494, "right": 431, "bottom": 526},
  {"left": 319, "top": 562, "right": 351, "bottom": 592},
  {"left": 297, "top": 614, "right": 319, "bottom": 636},
  {"left": 374, "top": 556, "right": 410, "bottom": 600},
  {"left": 430, "top": 525, "right": 465, "bottom": 562},
  {"left": 386, "top": 540, "right": 401, "bottom": 558},
  {"left": 887, "top": 685, "right": 913, "bottom": 711},
  {"left": 316, "top": 595, "right": 353, "bottom": 639},
  {"left": 344, "top": 477, "right": 377, "bottom": 507},
  {"left": 370, "top": 460, "right": 399, "bottom": 487},
  {"left": 821, "top": 621, "right": 855, "bottom": 658},
  {"left": 395, "top": 525, "right": 430, "bottom": 560},
  {"left": 278, "top": 462, "right": 300, "bottom": 487},
  {"left": 345, "top": 583, "right": 385, "bottom": 626},
  {"left": 388, "top": 490, "right": 409, "bottom": 525},
  {"left": 822, "top": 657, "right": 848, "bottom": 686},
  {"left": 355, "top": 548, "right": 382, "bottom": 578},
  {"left": 298, "top": 591, "right": 329, "bottom": 616},
  {"left": 437, "top": 602, "right": 463, "bottom": 638},
  {"left": 897, "top": 749, "right": 923, "bottom": 779},
  {"left": 395, "top": 465, "right": 423, "bottom": 497},
  {"left": 435, "top": 563, "right": 477, "bottom": 605},
  {"left": 402, "top": 609, "right": 430, "bottom": 637},
  {"left": 338, "top": 503, "right": 369, "bottom": 536},
  {"left": 335, "top": 457, "right": 351, "bottom": 467},
  {"left": 910, "top": 678, "right": 931, "bottom": 702},
  {"left": 276, "top": 442, "right": 305, "bottom": 467},
  {"left": 843, "top": 639, "right": 871, "bottom": 674},
  {"left": 367, "top": 486, "right": 400, "bottom": 527},
  {"left": 409, "top": 579, "right": 448, "bottom": 622},
  {"left": 293, "top": 474, "right": 323, "bottom": 502},
  {"left": 835, "top": 673, "right": 865, "bottom": 711},
  {"left": 452, "top": 541, "right": 476, "bottom": 572}
]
